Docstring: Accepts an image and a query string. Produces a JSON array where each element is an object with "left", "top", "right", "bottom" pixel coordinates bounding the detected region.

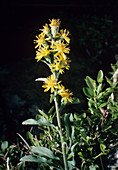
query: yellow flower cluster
[
  {"left": 42, "top": 75, "right": 73, "bottom": 103},
  {"left": 34, "top": 19, "right": 73, "bottom": 103}
]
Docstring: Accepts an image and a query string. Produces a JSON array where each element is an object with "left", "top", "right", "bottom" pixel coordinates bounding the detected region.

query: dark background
[
  {"left": 1, "top": 0, "right": 118, "bottom": 64},
  {"left": 0, "top": 0, "right": 118, "bottom": 141}
]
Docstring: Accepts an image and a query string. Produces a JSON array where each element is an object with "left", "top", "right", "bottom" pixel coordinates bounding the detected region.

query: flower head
[
  {"left": 56, "top": 55, "right": 71, "bottom": 70},
  {"left": 56, "top": 29, "right": 70, "bottom": 43},
  {"left": 35, "top": 46, "right": 50, "bottom": 62},
  {"left": 40, "top": 24, "right": 50, "bottom": 35},
  {"left": 49, "top": 19, "right": 60, "bottom": 27},
  {"left": 51, "top": 60, "right": 65, "bottom": 74},
  {"left": 58, "top": 85, "right": 73, "bottom": 103},
  {"left": 42, "top": 74, "right": 61, "bottom": 93},
  {"left": 51, "top": 40, "right": 70, "bottom": 59},
  {"left": 34, "top": 34, "right": 45, "bottom": 49},
  {"left": 49, "top": 19, "right": 61, "bottom": 37}
]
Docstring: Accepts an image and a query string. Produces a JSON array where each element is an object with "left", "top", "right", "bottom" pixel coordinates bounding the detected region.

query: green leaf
[
  {"left": 97, "top": 70, "right": 103, "bottom": 83},
  {"left": 22, "top": 117, "right": 51, "bottom": 126},
  {"left": 20, "top": 155, "right": 47, "bottom": 163},
  {"left": 103, "top": 125, "right": 112, "bottom": 132},
  {"left": 78, "top": 152, "right": 83, "bottom": 158},
  {"left": 38, "top": 109, "right": 48, "bottom": 120},
  {"left": 98, "top": 102, "right": 107, "bottom": 108},
  {"left": 48, "top": 106, "right": 54, "bottom": 114},
  {"left": 80, "top": 129, "right": 87, "bottom": 143},
  {"left": 83, "top": 87, "right": 94, "bottom": 97},
  {"left": 100, "top": 143, "right": 106, "bottom": 152},
  {"left": 105, "top": 77, "right": 112, "bottom": 86},
  {"left": 64, "top": 113, "right": 74, "bottom": 141},
  {"left": 97, "top": 92, "right": 103, "bottom": 99},
  {"left": 67, "top": 153, "right": 73, "bottom": 160},
  {"left": 64, "top": 114, "right": 70, "bottom": 139},
  {"left": 31, "top": 146, "right": 59, "bottom": 160},
  {"left": 17, "top": 133, "right": 31, "bottom": 150},
  {"left": 85, "top": 76, "right": 96, "bottom": 89},
  {"left": 72, "top": 97, "right": 80, "bottom": 104},
  {"left": 50, "top": 94, "right": 55, "bottom": 103},
  {"left": 74, "top": 113, "right": 81, "bottom": 121},
  {"left": 1, "top": 141, "right": 8, "bottom": 151},
  {"left": 97, "top": 83, "right": 102, "bottom": 94}
]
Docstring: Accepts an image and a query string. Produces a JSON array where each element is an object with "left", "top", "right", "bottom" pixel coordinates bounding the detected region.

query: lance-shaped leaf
[
  {"left": 31, "top": 146, "right": 60, "bottom": 160},
  {"left": 38, "top": 109, "right": 48, "bottom": 120},
  {"left": 22, "top": 117, "right": 51, "bottom": 126},
  {"left": 20, "top": 155, "right": 60, "bottom": 169},
  {"left": 22, "top": 117, "right": 58, "bottom": 132},
  {"left": 97, "top": 70, "right": 103, "bottom": 83},
  {"left": 98, "top": 102, "right": 107, "bottom": 108},
  {"left": 20, "top": 155, "right": 47, "bottom": 163},
  {"left": 64, "top": 113, "right": 74, "bottom": 147}
]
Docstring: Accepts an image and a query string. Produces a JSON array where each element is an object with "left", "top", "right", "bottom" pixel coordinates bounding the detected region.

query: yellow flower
[
  {"left": 34, "top": 34, "right": 45, "bottom": 49},
  {"left": 51, "top": 40, "right": 70, "bottom": 59},
  {"left": 51, "top": 60, "right": 65, "bottom": 74},
  {"left": 56, "top": 29, "right": 70, "bottom": 43},
  {"left": 49, "top": 19, "right": 60, "bottom": 27},
  {"left": 42, "top": 74, "right": 61, "bottom": 93},
  {"left": 35, "top": 46, "right": 50, "bottom": 62},
  {"left": 56, "top": 55, "right": 71, "bottom": 70},
  {"left": 40, "top": 24, "right": 50, "bottom": 35},
  {"left": 58, "top": 85, "right": 73, "bottom": 103}
]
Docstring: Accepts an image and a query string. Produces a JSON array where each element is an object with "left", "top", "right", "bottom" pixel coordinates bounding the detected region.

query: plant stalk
[
  {"left": 54, "top": 93, "right": 68, "bottom": 170},
  {"left": 100, "top": 156, "right": 104, "bottom": 170},
  {"left": 51, "top": 36, "right": 68, "bottom": 169}
]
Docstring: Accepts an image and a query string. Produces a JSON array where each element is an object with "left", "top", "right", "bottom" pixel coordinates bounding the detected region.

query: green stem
[
  {"left": 100, "top": 156, "right": 104, "bottom": 170},
  {"left": 54, "top": 93, "right": 68, "bottom": 170},
  {"left": 51, "top": 36, "right": 68, "bottom": 169}
]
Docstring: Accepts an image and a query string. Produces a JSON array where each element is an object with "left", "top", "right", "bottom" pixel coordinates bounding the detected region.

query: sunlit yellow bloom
[
  {"left": 56, "top": 29, "right": 70, "bottom": 43},
  {"left": 49, "top": 19, "right": 60, "bottom": 27},
  {"left": 58, "top": 85, "right": 73, "bottom": 103},
  {"left": 51, "top": 60, "right": 65, "bottom": 74},
  {"left": 40, "top": 24, "right": 50, "bottom": 35},
  {"left": 34, "top": 34, "right": 45, "bottom": 49},
  {"left": 35, "top": 46, "right": 50, "bottom": 62},
  {"left": 42, "top": 75, "right": 61, "bottom": 93},
  {"left": 51, "top": 40, "right": 70, "bottom": 59}
]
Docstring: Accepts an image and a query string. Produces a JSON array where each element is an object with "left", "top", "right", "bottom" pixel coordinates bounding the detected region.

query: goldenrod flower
[
  {"left": 56, "top": 29, "right": 70, "bottom": 43},
  {"left": 40, "top": 24, "right": 50, "bottom": 35},
  {"left": 34, "top": 34, "right": 45, "bottom": 49},
  {"left": 35, "top": 46, "right": 50, "bottom": 62},
  {"left": 51, "top": 60, "right": 65, "bottom": 74},
  {"left": 58, "top": 85, "right": 73, "bottom": 103},
  {"left": 51, "top": 40, "right": 70, "bottom": 59},
  {"left": 42, "top": 74, "right": 61, "bottom": 93},
  {"left": 49, "top": 19, "right": 60, "bottom": 27}
]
